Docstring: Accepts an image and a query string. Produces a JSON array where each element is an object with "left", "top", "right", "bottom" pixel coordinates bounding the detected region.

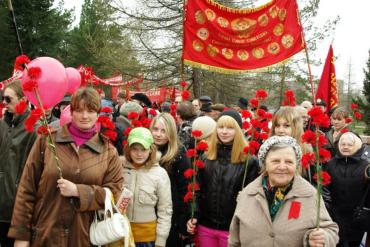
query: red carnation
[
  {"left": 241, "top": 110, "right": 252, "bottom": 119},
  {"left": 301, "top": 153, "right": 316, "bottom": 169},
  {"left": 28, "top": 67, "right": 42, "bottom": 79},
  {"left": 301, "top": 130, "right": 316, "bottom": 145},
  {"left": 350, "top": 103, "right": 358, "bottom": 110},
  {"left": 242, "top": 121, "right": 250, "bottom": 130},
  {"left": 192, "top": 130, "right": 203, "bottom": 138},
  {"left": 184, "top": 168, "right": 196, "bottom": 179},
  {"left": 196, "top": 141, "right": 208, "bottom": 151},
  {"left": 180, "top": 81, "right": 187, "bottom": 88},
  {"left": 184, "top": 191, "right": 193, "bottom": 203},
  {"left": 256, "top": 109, "right": 266, "bottom": 118},
  {"left": 131, "top": 120, "right": 143, "bottom": 127},
  {"left": 101, "top": 107, "right": 112, "bottom": 114},
  {"left": 345, "top": 117, "right": 352, "bottom": 124},
  {"left": 250, "top": 119, "right": 261, "bottom": 129},
  {"left": 122, "top": 140, "right": 128, "bottom": 146},
  {"left": 98, "top": 116, "right": 115, "bottom": 129},
  {"left": 259, "top": 132, "right": 269, "bottom": 140},
  {"left": 194, "top": 160, "right": 205, "bottom": 169},
  {"left": 31, "top": 108, "right": 43, "bottom": 119},
  {"left": 340, "top": 128, "right": 349, "bottom": 134},
  {"left": 22, "top": 80, "right": 38, "bottom": 92},
  {"left": 142, "top": 118, "right": 152, "bottom": 128},
  {"left": 354, "top": 111, "right": 362, "bottom": 120},
  {"left": 264, "top": 112, "right": 273, "bottom": 120},
  {"left": 15, "top": 100, "right": 28, "bottom": 115},
  {"left": 124, "top": 127, "right": 132, "bottom": 137},
  {"left": 14, "top": 55, "right": 30, "bottom": 70},
  {"left": 186, "top": 149, "right": 196, "bottom": 158},
  {"left": 249, "top": 98, "right": 259, "bottom": 108},
  {"left": 24, "top": 118, "right": 35, "bottom": 132},
  {"left": 127, "top": 112, "right": 139, "bottom": 120},
  {"left": 249, "top": 141, "right": 260, "bottom": 155},
  {"left": 255, "top": 89, "right": 268, "bottom": 100},
  {"left": 319, "top": 148, "right": 331, "bottom": 163},
  {"left": 314, "top": 171, "right": 331, "bottom": 186},
  {"left": 170, "top": 104, "right": 177, "bottom": 111},
  {"left": 104, "top": 129, "right": 117, "bottom": 141},
  {"left": 181, "top": 90, "right": 190, "bottom": 101},
  {"left": 187, "top": 183, "right": 200, "bottom": 191},
  {"left": 149, "top": 108, "right": 157, "bottom": 116},
  {"left": 37, "top": 125, "right": 49, "bottom": 136}
]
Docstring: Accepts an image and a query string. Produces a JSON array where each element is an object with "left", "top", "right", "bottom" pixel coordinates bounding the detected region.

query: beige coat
[
  {"left": 228, "top": 175, "right": 339, "bottom": 247},
  {"left": 121, "top": 156, "right": 172, "bottom": 247}
]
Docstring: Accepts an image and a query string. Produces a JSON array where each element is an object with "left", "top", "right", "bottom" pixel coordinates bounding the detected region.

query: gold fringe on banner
[
  {"left": 206, "top": 0, "right": 275, "bottom": 14},
  {"left": 183, "top": 51, "right": 303, "bottom": 74}
]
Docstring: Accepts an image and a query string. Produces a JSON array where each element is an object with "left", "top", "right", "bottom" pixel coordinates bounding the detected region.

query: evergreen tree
[
  {"left": 354, "top": 50, "right": 370, "bottom": 135},
  {"left": 0, "top": 0, "right": 72, "bottom": 80}
]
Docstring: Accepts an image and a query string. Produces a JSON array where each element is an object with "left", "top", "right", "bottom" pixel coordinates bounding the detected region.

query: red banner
[
  {"left": 182, "top": 0, "right": 304, "bottom": 73},
  {"left": 316, "top": 45, "right": 338, "bottom": 113},
  {"left": 125, "top": 88, "right": 181, "bottom": 103}
]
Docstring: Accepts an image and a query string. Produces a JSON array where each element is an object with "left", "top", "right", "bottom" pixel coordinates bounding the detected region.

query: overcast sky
[{"left": 63, "top": 0, "right": 370, "bottom": 91}]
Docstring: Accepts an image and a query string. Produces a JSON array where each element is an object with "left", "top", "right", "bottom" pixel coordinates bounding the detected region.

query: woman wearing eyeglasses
[{"left": 0, "top": 80, "right": 37, "bottom": 247}]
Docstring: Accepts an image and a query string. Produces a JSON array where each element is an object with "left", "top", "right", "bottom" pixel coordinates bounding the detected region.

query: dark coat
[
  {"left": 326, "top": 144, "right": 370, "bottom": 241},
  {"left": 8, "top": 126, "right": 123, "bottom": 246},
  {"left": 0, "top": 111, "right": 37, "bottom": 223},
  {"left": 198, "top": 144, "right": 260, "bottom": 231}
]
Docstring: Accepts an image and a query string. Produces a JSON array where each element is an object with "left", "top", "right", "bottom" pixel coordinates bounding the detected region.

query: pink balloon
[
  {"left": 22, "top": 57, "right": 68, "bottom": 109},
  {"left": 59, "top": 105, "right": 72, "bottom": 127},
  {"left": 66, "top": 67, "right": 81, "bottom": 94}
]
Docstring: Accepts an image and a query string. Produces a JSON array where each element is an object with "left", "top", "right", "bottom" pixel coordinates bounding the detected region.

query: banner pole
[
  {"left": 7, "top": 0, "right": 23, "bottom": 55},
  {"left": 180, "top": 0, "right": 187, "bottom": 83}
]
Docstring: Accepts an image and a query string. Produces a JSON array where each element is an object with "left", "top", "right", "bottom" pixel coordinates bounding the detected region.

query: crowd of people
[{"left": 0, "top": 82, "right": 369, "bottom": 247}]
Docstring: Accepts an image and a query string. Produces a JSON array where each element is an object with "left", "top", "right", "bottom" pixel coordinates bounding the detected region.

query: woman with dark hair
[
  {"left": 187, "top": 112, "right": 260, "bottom": 247},
  {"left": 0, "top": 80, "right": 37, "bottom": 247},
  {"left": 149, "top": 113, "right": 191, "bottom": 246},
  {"left": 8, "top": 87, "right": 123, "bottom": 247},
  {"left": 325, "top": 107, "right": 350, "bottom": 157}
]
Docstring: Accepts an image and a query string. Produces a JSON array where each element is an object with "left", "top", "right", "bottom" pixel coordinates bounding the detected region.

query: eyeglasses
[{"left": 2, "top": 96, "right": 12, "bottom": 104}]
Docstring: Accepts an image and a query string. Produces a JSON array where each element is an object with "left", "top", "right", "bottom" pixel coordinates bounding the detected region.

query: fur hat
[
  {"left": 131, "top": 93, "right": 152, "bottom": 107},
  {"left": 192, "top": 116, "right": 216, "bottom": 140},
  {"left": 120, "top": 101, "right": 143, "bottom": 117},
  {"left": 219, "top": 109, "right": 243, "bottom": 129},
  {"left": 258, "top": 136, "right": 302, "bottom": 168}
]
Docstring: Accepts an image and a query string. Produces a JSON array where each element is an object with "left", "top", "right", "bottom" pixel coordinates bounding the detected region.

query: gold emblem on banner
[
  {"left": 237, "top": 50, "right": 249, "bottom": 61},
  {"left": 192, "top": 40, "right": 204, "bottom": 52},
  {"left": 258, "top": 14, "right": 269, "bottom": 27},
  {"left": 267, "top": 42, "right": 280, "bottom": 54},
  {"left": 281, "top": 34, "right": 294, "bottom": 48},
  {"left": 195, "top": 10, "right": 206, "bottom": 24},
  {"left": 205, "top": 9, "right": 216, "bottom": 21},
  {"left": 207, "top": 44, "right": 219, "bottom": 57},
  {"left": 252, "top": 48, "right": 264, "bottom": 59},
  {"left": 197, "top": 28, "right": 210, "bottom": 41},
  {"left": 278, "top": 8, "right": 287, "bottom": 21},
  {"left": 222, "top": 48, "right": 234, "bottom": 59},
  {"left": 273, "top": 23, "right": 284, "bottom": 36},
  {"left": 231, "top": 18, "right": 257, "bottom": 38},
  {"left": 269, "top": 6, "right": 279, "bottom": 18},
  {"left": 217, "top": 17, "right": 229, "bottom": 28}
]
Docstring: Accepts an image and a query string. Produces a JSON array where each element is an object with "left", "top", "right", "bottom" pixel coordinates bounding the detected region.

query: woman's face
[
  {"left": 151, "top": 120, "right": 169, "bottom": 146},
  {"left": 274, "top": 118, "right": 292, "bottom": 137},
  {"left": 71, "top": 104, "right": 98, "bottom": 130},
  {"left": 217, "top": 125, "right": 236, "bottom": 144},
  {"left": 3, "top": 88, "right": 21, "bottom": 114},
  {"left": 130, "top": 143, "right": 150, "bottom": 165},
  {"left": 331, "top": 116, "right": 346, "bottom": 131},
  {"left": 339, "top": 137, "right": 356, "bottom": 156},
  {"left": 265, "top": 147, "right": 297, "bottom": 187}
]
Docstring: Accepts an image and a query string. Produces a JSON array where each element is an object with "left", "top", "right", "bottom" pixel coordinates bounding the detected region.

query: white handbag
[{"left": 90, "top": 188, "right": 130, "bottom": 247}]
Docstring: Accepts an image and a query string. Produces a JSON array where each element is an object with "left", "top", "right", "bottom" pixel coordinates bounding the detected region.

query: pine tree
[
  {"left": 0, "top": 0, "right": 73, "bottom": 80},
  {"left": 354, "top": 50, "right": 370, "bottom": 135}
]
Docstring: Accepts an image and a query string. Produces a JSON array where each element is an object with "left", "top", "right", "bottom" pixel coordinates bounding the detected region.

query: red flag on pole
[
  {"left": 182, "top": 0, "right": 304, "bottom": 73},
  {"left": 316, "top": 45, "right": 339, "bottom": 113}
]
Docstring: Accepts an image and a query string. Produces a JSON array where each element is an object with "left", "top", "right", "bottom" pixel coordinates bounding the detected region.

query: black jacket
[
  {"left": 157, "top": 144, "right": 191, "bottom": 244},
  {"left": 198, "top": 144, "right": 260, "bottom": 231},
  {"left": 326, "top": 144, "right": 370, "bottom": 241}
]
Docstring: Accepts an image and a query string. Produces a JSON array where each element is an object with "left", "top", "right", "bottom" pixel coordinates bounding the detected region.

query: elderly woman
[
  {"left": 8, "top": 87, "right": 123, "bottom": 247},
  {"left": 229, "top": 136, "right": 339, "bottom": 247},
  {"left": 326, "top": 132, "right": 370, "bottom": 247}
]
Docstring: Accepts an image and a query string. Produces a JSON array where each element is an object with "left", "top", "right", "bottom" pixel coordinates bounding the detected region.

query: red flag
[
  {"left": 182, "top": 0, "right": 304, "bottom": 73},
  {"left": 316, "top": 45, "right": 339, "bottom": 113}
]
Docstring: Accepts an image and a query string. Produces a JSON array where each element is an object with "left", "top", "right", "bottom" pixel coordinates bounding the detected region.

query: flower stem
[
  {"left": 241, "top": 154, "right": 250, "bottom": 190},
  {"left": 315, "top": 129, "right": 322, "bottom": 229}
]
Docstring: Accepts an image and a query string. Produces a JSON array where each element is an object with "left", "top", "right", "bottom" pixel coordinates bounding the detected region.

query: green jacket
[{"left": 0, "top": 111, "right": 37, "bottom": 222}]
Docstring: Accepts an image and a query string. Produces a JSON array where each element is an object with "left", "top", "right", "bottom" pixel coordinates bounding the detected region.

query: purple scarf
[{"left": 68, "top": 122, "right": 97, "bottom": 146}]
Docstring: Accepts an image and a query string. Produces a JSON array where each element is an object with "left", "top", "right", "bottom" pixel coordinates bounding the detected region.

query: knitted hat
[
  {"left": 258, "top": 136, "right": 302, "bottom": 167},
  {"left": 120, "top": 101, "right": 143, "bottom": 117},
  {"left": 237, "top": 97, "right": 248, "bottom": 110},
  {"left": 192, "top": 116, "right": 216, "bottom": 140},
  {"left": 128, "top": 127, "right": 154, "bottom": 149},
  {"left": 219, "top": 109, "right": 243, "bottom": 129}
]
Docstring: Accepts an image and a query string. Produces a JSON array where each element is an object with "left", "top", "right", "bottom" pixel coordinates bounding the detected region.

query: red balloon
[
  {"left": 22, "top": 57, "right": 68, "bottom": 109},
  {"left": 66, "top": 67, "right": 81, "bottom": 94}
]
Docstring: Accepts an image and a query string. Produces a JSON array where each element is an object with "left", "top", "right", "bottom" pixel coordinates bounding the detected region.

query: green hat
[{"left": 128, "top": 127, "right": 154, "bottom": 149}]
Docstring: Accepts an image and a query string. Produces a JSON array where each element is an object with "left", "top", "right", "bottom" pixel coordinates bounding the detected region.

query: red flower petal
[
  {"left": 187, "top": 183, "right": 200, "bottom": 191},
  {"left": 345, "top": 117, "right": 352, "bottom": 124},
  {"left": 181, "top": 90, "right": 190, "bottom": 101},
  {"left": 196, "top": 141, "right": 208, "bottom": 151},
  {"left": 100, "top": 107, "right": 113, "bottom": 114},
  {"left": 184, "top": 191, "right": 193, "bottom": 203},
  {"left": 180, "top": 81, "right": 187, "bottom": 88},
  {"left": 127, "top": 111, "right": 139, "bottom": 120},
  {"left": 149, "top": 108, "right": 157, "bottom": 116},
  {"left": 124, "top": 127, "right": 132, "bottom": 137},
  {"left": 104, "top": 129, "right": 117, "bottom": 141},
  {"left": 354, "top": 111, "right": 362, "bottom": 120},
  {"left": 186, "top": 149, "right": 196, "bottom": 158},
  {"left": 14, "top": 55, "right": 30, "bottom": 70},
  {"left": 22, "top": 80, "right": 38, "bottom": 92},
  {"left": 37, "top": 125, "right": 49, "bottom": 136},
  {"left": 313, "top": 171, "right": 331, "bottom": 186},
  {"left": 242, "top": 121, "right": 250, "bottom": 130},
  {"left": 255, "top": 89, "right": 268, "bottom": 100},
  {"left": 249, "top": 98, "right": 259, "bottom": 108},
  {"left": 192, "top": 130, "right": 203, "bottom": 138},
  {"left": 131, "top": 120, "right": 143, "bottom": 127},
  {"left": 319, "top": 148, "right": 331, "bottom": 163},
  {"left": 184, "top": 168, "right": 196, "bottom": 179},
  {"left": 241, "top": 110, "right": 252, "bottom": 119},
  {"left": 194, "top": 160, "right": 205, "bottom": 169},
  {"left": 301, "top": 153, "right": 316, "bottom": 169},
  {"left": 350, "top": 103, "right": 358, "bottom": 110},
  {"left": 28, "top": 67, "right": 42, "bottom": 79},
  {"left": 15, "top": 100, "right": 27, "bottom": 115}
]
